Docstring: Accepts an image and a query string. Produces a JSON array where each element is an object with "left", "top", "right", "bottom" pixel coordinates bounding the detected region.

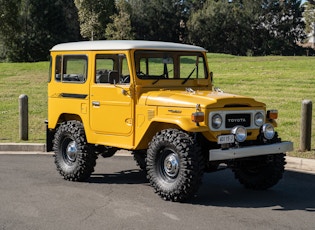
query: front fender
[{"left": 150, "top": 116, "right": 209, "bottom": 132}]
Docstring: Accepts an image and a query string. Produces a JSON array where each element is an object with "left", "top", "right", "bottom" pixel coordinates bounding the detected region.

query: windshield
[{"left": 134, "top": 51, "right": 208, "bottom": 83}]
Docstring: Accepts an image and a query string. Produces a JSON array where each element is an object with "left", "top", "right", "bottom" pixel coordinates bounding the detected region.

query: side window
[
  {"left": 96, "top": 58, "right": 114, "bottom": 83},
  {"left": 63, "top": 56, "right": 87, "bottom": 82},
  {"left": 55, "top": 56, "right": 62, "bottom": 81},
  {"left": 95, "top": 54, "right": 130, "bottom": 84},
  {"left": 48, "top": 56, "right": 52, "bottom": 82},
  {"left": 54, "top": 55, "right": 87, "bottom": 83},
  {"left": 121, "top": 57, "right": 130, "bottom": 77}
]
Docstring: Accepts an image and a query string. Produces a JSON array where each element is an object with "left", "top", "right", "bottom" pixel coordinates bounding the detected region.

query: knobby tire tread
[
  {"left": 232, "top": 153, "right": 286, "bottom": 190},
  {"left": 53, "top": 120, "right": 97, "bottom": 181},
  {"left": 146, "top": 129, "right": 204, "bottom": 202}
]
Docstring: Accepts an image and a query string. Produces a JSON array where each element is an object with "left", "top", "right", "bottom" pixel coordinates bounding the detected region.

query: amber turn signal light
[
  {"left": 267, "top": 110, "right": 278, "bottom": 119},
  {"left": 191, "top": 112, "right": 204, "bottom": 123}
]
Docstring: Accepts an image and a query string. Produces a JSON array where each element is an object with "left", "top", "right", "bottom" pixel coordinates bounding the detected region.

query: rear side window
[
  {"left": 55, "top": 55, "right": 88, "bottom": 83},
  {"left": 48, "top": 56, "right": 52, "bottom": 82}
]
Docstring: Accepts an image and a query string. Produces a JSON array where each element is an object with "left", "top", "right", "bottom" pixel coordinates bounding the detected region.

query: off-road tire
[
  {"left": 133, "top": 150, "right": 147, "bottom": 171},
  {"left": 146, "top": 129, "right": 204, "bottom": 202},
  {"left": 232, "top": 153, "right": 286, "bottom": 190},
  {"left": 53, "top": 120, "right": 97, "bottom": 181}
]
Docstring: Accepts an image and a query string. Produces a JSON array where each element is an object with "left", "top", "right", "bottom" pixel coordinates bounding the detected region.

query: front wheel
[
  {"left": 232, "top": 153, "right": 286, "bottom": 190},
  {"left": 146, "top": 129, "right": 204, "bottom": 202},
  {"left": 53, "top": 120, "right": 97, "bottom": 181},
  {"left": 133, "top": 150, "right": 147, "bottom": 171}
]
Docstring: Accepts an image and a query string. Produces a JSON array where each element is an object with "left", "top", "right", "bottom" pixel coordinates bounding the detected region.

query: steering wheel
[{"left": 122, "top": 75, "right": 130, "bottom": 83}]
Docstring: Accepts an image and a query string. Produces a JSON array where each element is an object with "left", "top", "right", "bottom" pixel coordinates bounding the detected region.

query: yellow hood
[{"left": 143, "top": 90, "right": 265, "bottom": 108}]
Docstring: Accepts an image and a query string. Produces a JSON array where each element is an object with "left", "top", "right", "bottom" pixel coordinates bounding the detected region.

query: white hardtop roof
[{"left": 51, "top": 40, "right": 206, "bottom": 52}]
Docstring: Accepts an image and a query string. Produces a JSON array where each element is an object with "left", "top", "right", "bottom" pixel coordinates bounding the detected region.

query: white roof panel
[{"left": 51, "top": 40, "right": 206, "bottom": 52}]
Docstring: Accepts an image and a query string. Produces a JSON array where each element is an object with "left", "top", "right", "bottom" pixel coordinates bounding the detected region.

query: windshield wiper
[
  {"left": 152, "top": 78, "right": 160, "bottom": 85},
  {"left": 152, "top": 69, "right": 173, "bottom": 85},
  {"left": 182, "top": 67, "right": 196, "bottom": 85}
]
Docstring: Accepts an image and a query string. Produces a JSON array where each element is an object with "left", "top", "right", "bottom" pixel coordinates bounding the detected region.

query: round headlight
[
  {"left": 212, "top": 114, "right": 222, "bottom": 129},
  {"left": 231, "top": 126, "right": 247, "bottom": 142},
  {"left": 254, "top": 112, "right": 264, "bottom": 127},
  {"left": 262, "top": 123, "right": 275, "bottom": 140}
]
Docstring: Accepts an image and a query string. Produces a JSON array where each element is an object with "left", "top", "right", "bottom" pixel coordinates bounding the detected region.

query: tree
[
  {"left": 129, "top": 0, "right": 183, "bottom": 42},
  {"left": 188, "top": 0, "right": 306, "bottom": 56},
  {"left": 75, "top": 0, "right": 115, "bottom": 40},
  {"left": 26, "top": 1, "right": 80, "bottom": 61},
  {"left": 0, "top": 0, "right": 80, "bottom": 62},
  {"left": 105, "top": 0, "right": 135, "bottom": 40},
  {"left": 0, "top": 0, "right": 22, "bottom": 61},
  {"left": 188, "top": 0, "right": 261, "bottom": 55},
  {"left": 257, "top": 0, "right": 306, "bottom": 55},
  {"left": 303, "top": 1, "right": 315, "bottom": 47}
]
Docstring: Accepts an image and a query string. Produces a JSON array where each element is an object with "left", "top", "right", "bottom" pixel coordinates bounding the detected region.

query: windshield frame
[{"left": 134, "top": 50, "right": 209, "bottom": 82}]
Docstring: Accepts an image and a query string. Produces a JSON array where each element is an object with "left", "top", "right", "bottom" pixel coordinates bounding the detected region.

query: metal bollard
[
  {"left": 19, "top": 94, "right": 28, "bottom": 141},
  {"left": 300, "top": 100, "right": 312, "bottom": 152}
]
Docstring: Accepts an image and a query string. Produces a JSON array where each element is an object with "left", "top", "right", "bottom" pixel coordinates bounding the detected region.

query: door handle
[{"left": 92, "top": 101, "right": 100, "bottom": 106}]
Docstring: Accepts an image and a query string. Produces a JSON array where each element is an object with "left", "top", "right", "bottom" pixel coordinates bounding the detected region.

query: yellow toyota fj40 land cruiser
[{"left": 47, "top": 40, "right": 293, "bottom": 202}]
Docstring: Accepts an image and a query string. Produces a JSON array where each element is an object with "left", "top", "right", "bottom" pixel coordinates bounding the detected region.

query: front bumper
[{"left": 209, "top": 141, "right": 293, "bottom": 161}]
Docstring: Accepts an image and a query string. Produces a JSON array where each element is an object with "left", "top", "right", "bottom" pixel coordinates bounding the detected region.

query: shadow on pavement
[
  {"left": 89, "top": 166, "right": 315, "bottom": 211},
  {"left": 192, "top": 169, "right": 315, "bottom": 211},
  {"left": 88, "top": 169, "right": 148, "bottom": 185}
]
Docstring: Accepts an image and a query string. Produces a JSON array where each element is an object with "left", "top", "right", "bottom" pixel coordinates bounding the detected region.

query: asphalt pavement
[
  {"left": 1, "top": 154, "right": 315, "bottom": 230},
  {"left": 0, "top": 142, "right": 314, "bottom": 174}
]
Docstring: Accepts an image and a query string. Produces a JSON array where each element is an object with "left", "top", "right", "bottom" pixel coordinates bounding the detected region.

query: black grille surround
[{"left": 225, "top": 113, "right": 251, "bottom": 128}]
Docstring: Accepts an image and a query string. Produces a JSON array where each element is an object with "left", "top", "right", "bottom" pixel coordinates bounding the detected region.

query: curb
[
  {"left": 0, "top": 143, "right": 314, "bottom": 174},
  {"left": 285, "top": 157, "right": 315, "bottom": 174},
  {"left": 0, "top": 143, "right": 46, "bottom": 152}
]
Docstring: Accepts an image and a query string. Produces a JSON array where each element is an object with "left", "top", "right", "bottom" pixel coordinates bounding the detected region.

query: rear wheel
[
  {"left": 146, "top": 129, "right": 204, "bottom": 202},
  {"left": 232, "top": 153, "right": 286, "bottom": 190},
  {"left": 53, "top": 120, "right": 97, "bottom": 181}
]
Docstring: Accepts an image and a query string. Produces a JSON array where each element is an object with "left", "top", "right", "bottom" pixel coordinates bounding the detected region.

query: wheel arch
[
  {"left": 48, "top": 113, "right": 83, "bottom": 130},
  {"left": 135, "top": 122, "right": 180, "bottom": 150},
  {"left": 46, "top": 114, "right": 84, "bottom": 152},
  {"left": 135, "top": 117, "right": 209, "bottom": 150},
  {"left": 57, "top": 113, "right": 83, "bottom": 125}
]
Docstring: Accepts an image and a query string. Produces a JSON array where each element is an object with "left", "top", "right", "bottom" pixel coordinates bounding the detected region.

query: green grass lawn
[
  {"left": 0, "top": 62, "right": 48, "bottom": 143},
  {"left": 1, "top": 55, "right": 315, "bottom": 158}
]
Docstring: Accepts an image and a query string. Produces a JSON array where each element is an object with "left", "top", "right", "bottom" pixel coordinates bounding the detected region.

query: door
[{"left": 90, "top": 53, "right": 133, "bottom": 136}]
